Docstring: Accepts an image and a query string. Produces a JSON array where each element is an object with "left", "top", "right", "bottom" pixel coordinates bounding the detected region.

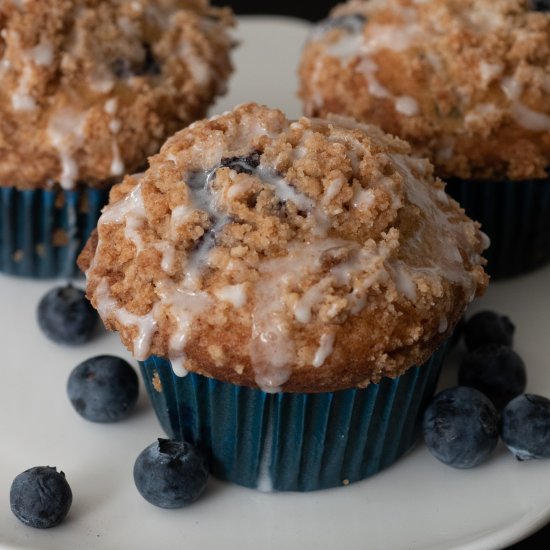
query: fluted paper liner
[{"left": 140, "top": 344, "right": 445, "bottom": 492}]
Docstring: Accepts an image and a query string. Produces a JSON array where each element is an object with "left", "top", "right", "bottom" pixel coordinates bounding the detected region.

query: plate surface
[{"left": 1, "top": 16, "right": 550, "bottom": 550}]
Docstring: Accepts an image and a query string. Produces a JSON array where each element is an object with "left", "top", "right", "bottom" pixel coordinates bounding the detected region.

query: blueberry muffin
[
  {"left": 299, "top": 0, "right": 550, "bottom": 277},
  {"left": 79, "top": 103, "right": 488, "bottom": 490},
  {"left": 0, "top": 0, "right": 234, "bottom": 277}
]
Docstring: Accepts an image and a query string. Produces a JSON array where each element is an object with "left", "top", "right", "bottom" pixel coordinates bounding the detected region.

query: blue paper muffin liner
[
  {"left": 139, "top": 344, "right": 446, "bottom": 492},
  {"left": 445, "top": 175, "right": 550, "bottom": 279},
  {"left": 0, "top": 186, "right": 109, "bottom": 279}
]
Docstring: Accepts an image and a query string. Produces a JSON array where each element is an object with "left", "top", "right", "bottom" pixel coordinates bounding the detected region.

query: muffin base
[
  {"left": 0, "top": 187, "right": 108, "bottom": 278},
  {"left": 445, "top": 176, "right": 550, "bottom": 279},
  {"left": 139, "top": 344, "right": 446, "bottom": 492}
]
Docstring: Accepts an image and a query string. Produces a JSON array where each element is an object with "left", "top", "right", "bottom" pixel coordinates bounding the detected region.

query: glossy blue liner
[
  {"left": 139, "top": 344, "right": 445, "bottom": 492},
  {"left": 445, "top": 176, "right": 550, "bottom": 279},
  {"left": 0, "top": 187, "right": 109, "bottom": 278}
]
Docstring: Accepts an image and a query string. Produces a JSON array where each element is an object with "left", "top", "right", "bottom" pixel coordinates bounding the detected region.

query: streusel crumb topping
[
  {"left": 300, "top": 0, "right": 550, "bottom": 180},
  {"left": 80, "top": 103, "right": 488, "bottom": 392},
  {"left": 0, "top": 0, "right": 234, "bottom": 189}
]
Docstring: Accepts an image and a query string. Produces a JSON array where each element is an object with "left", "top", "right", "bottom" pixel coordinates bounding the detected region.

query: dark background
[
  {"left": 212, "top": 1, "right": 549, "bottom": 548},
  {"left": 212, "top": 0, "right": 331, "bottom": 21}
]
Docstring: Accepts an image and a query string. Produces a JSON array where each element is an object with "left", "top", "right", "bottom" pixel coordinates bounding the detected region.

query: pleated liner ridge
[
  {"left": 139, "top": 344, "right": 445, "bottom": 492},
  {"left": 0, "top": 187, "right": 108, "bottom": 278},
  {"left": 445, "top": 176, "right": 550, "bottom": 279}
]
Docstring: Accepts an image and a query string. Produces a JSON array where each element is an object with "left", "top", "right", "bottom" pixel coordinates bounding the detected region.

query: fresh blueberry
[
  {"left": 532, "top": 1, "right": 550, "bottom": 11},
  {"left": 37, "top": 284, "right": 99, "bottom": 345},
  {"left": 220, "top": 152, "right": 261, "bottom": 175},
  {"left": 315, "top": 13, "right": 366, "bottom": 35},
  {"left": 458, "top": 345, "right": 527, "bottom": 410},
  {"left": 463, "top": 310, "right": 515, "bottom": 351},
  {"left": 422, "top": 386, "right": 499, "bottom": 468},
  {"left": 67, "top": 355, "right": 139, "bottom": 423},
  {"left": 112, "top": 42, "right": 160, "bottom": 78},
  {"left": 501, "top": 394, "right": 550, "bottom": 460},
  {"left": 133, "top": 439, "right": 209, "bottom": 508},
  {"left": 10, "top": 466, "right": 72, "bottom": 529}
]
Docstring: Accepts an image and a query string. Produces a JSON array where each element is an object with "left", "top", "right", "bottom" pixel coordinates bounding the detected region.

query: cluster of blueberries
[
  {"left": 423, "top": 311, "right": 550, "bottom": 468},
  {"left": 10, "top": 285, "right": 209, "bottom": 530},
  {"left": 12, "top": 285, "right": 550, "bottom": 529}
]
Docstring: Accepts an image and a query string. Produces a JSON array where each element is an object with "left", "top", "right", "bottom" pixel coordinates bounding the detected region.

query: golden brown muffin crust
[
  {"left": 0, "top": 0, "right": 234, "bottom": 189},
  {"left": 299, "top": 0, "right": 550, "bottom": 180},
  {"left": 80, "top": 103, "right": 488, "bottom": 392}
]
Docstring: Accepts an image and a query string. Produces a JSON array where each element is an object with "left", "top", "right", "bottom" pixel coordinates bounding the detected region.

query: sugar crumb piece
[
  {"left": 152, "top": 370, "right": 163, "bottom": 392},
  {"left": 12, "top": 250, "right": 23, "bottom": 263},
  {"left": 208, "top": 344, "right": 226, "bottom": 367}
]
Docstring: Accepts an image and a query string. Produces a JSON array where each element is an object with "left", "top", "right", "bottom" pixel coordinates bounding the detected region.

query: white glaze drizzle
[
  {"left": 181, "top": 167, "right": 229, "bottom": 289},
  {"left": 169, "top": 356, "right": 189, "bottom": 377},
  {"left": 356, "top": 58, "right": 391, "bottom": 99},
  {"left": 501, "top": 76, "right": 550, "bottom": 132},
  {"left": 26, "top": 38, "right": 54, "bottom": 66},
  {"left": 392, "top": 262, "right": 417, "bottom": 301},
  {"left": 99, "top": 183, "right": 146, "bottom": 252},
  {"left": 170, "top": 204, "right": 196, "bottom": 233},
  {"left": 95, "top": 279, "right": 159, "bottom": 360},
  {"left": 314, "top": 4, "right": 550, "bottom": 135},
  {"left": 91, "top": 181, "right": 214, "bottom": 365},
  {"left": 10, "top": 35, "right": 53, "bottom": 111},
  {"left": 117, "top": 15, "right": 139, "bottom": 36},
  {"left": 183, "top": 159, "right": 331, "bottom": 291},
  {"left": 351, "top": 180, "right": 375, "bottom": 211},
  {"left": 156, "top": 279, "right": 212, "bottom": 359},
  {"left": 478, "top": 61, "right": 503, "bottom": 86},
  {"left": 395, "top": 95, "right": 419, "bottom": 116},
  {"left": 312, "top": 331, "right": 336, "bottom": 368},
  {"left": 89, "top": 70, "right": 115, "bottom": 94},
  {"left": 12, "top": 65, "right": 37, "bottom": 111},
  {"left": 251, "top": 237, "right": 392, "bottom": 390},
  {"left": 104, "top": 98, "right": 125, "bottom": 177},
  {"left": 323, "top": 177, "right": 344, "bottom": 205},
  {"left": 47, "top": 108, "right": 88, "bottom": 189},
  {"left": 130, "top": 1, "right": 142, "bottom": 13},
  {"left": 464, "top": 102, "right": 498, "bottom": 127},
  {"left": 179, "top": 41, "right": 210, "bottom": 86},
  {"left": 318, "top": 7, "right": 423, "bottom": 118},
  {"left": 214, "top": 284, "right": 247, "bottom": 308},
  {"left": 89, "top": 115, "right": 486, "bottom": 390},
  {"left": 388, "top": 151, "right": 481, "bottom": 303},
  {"left": 153, "top": 242, "right": 176, "bottom": 273}
]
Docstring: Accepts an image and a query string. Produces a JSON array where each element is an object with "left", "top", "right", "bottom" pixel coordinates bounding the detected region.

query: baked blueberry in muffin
[
  {"left": 0, "top": 0, "right": 234, "bottom": 277},
  {"left": 79, "top": 103, "right": 488, "bottom": 490},
  {"left": 299, "top": 0, "right": 550, "bottom": 277}
]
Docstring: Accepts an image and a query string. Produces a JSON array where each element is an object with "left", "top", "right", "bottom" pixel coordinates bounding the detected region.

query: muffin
[
  {"left": 299, "top": 0, "right": 550, "bottom": 278},
  {"left": 0, "top": 0, "right": 234, "bottom": 278},
  {"left": 79, "top": 103, "right": 488, "bottom": 491}
]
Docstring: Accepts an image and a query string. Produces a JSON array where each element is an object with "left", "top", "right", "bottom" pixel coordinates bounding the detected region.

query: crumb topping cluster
[
  {"left": 80, "top": 103, "right": 488, "bottom": 392},
  {"left": 0, "top": 0, "right": 234, "bottom": 189},
  {"left": 300, "top": 0, "right": 550, "bottom": 180}
]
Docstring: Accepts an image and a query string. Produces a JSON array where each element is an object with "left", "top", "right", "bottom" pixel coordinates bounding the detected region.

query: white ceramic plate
[{"left": 1, "top": 16, "right": 549, "bottom": 550}]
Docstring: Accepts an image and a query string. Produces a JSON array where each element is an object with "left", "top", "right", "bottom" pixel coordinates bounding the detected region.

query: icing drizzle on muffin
[
  {"left": 300, "top": 0, "right": 550, "bottom": 180},
  {"left": 80, "top": 103, "right": 488, "bottom": 392},
  {"left": 0, "top": 0, "right": 234, "bottom": 189}
]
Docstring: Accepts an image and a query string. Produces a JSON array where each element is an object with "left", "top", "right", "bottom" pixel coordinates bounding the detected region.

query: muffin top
[
  {"left": 79, "top": 103, "right": 488, "bottom": 393},
  {"left": 0, "top": 0, "right": 234, "bottom": 190},
  {"left": 299, "top": 0, "right": 550, "bottom": 180}
]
